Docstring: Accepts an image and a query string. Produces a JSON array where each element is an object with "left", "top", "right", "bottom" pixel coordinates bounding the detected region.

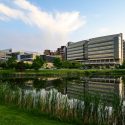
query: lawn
[{"left": 0, "top": 105, "right": 73, "bottom": 125}]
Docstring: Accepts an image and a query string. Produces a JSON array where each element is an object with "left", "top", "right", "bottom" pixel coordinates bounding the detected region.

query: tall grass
[{"left": 0, "top": 83, "right": 125, "bottom": 125}]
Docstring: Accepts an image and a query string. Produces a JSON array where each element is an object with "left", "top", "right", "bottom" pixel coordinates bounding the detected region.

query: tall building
[
  {"left": 123, "top": 40, "right": 125, "bottom": 61},
  {"left": 67, "top": 40, "right": 88, "bottom": 62},
  {"left": 87, "top": 33, "right": 123, "bottom": 66},
  {"left": 67, "top": 33, "right": 123, "bottom": 67},
  {"left": 56, "top": 46, "right": 67, "bottom": 60}
]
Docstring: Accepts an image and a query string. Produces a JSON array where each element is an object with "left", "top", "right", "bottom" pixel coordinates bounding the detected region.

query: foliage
[
  {"left": 62, "top": 60, "right": 72, "bottom": 68},
  {"left": 0, "top": 61, "right": 7, "bottom": 69},
  {"left": 24, "top": 63, "right": 32, "bottom": 69},
  {"left": 0, "top": 83, "right": 125, "bottom": 125},
  {"left": 53, "top": 58, "right": 62, "bottom": 68},
  {"left": 71, "top": 61, "right": 82, "bottom": 68},
  {"left": 15, "top": 61, "right": 25, "bottom": 71},
  {"left": 6, "top": 57, "right": 17, "bottom": 69},
  {"left": 32, "top": 56, "right": 44, "bottom": 70},
  {"left": 118, "top": 60, "right": 125, "bottom": 69},
  {"left": 62, "top": 61, "right": 82, "bottom": 69}
]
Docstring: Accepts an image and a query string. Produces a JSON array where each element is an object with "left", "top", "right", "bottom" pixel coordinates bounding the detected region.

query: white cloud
[
  {"left": 98, "top": 27, "right": 110, "bottom": 34},
  {"left": 0, "top": 0, "right": 86, "bottom": 51},
  {"left": 0, "top": 0, "right": 86, "bottom": 49}
]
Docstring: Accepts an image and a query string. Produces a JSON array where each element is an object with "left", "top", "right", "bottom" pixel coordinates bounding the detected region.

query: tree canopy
[{"left": 32, "top": 56, "right": 44, "bottom": 70}]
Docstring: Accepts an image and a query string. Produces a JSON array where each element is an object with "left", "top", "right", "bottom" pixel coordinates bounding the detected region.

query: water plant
[{"left": 0, "top": 83, "right": 125, "bottom": 125}]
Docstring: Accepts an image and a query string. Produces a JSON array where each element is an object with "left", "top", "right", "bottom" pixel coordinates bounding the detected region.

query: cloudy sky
[{"left": 0, "top": 0, "right": 125, "bottom": 53}]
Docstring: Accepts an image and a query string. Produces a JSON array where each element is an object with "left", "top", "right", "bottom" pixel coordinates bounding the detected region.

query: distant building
[
  {"left": 0, "top": 49, "right": 12, "bottom": 61},
  {"left": 17, "top": 52, "right": 39, "bottom": 62},
  {"left": 44, "top": 50, "right": 51, "bottom": 55},
  {"left": 67, "top": 33, "right": 124, "bottom": 67},
  {"left": 67, "top": 40, "right": 88, "bottom": 62},
  {"left": 40, "top": 55, "right": 57, "bottom": 63},
  {"left": 87, "top": 33, "right": 123, "bottom": 66},
  {"left": 56, "top": 46, "right": 67, "bottom": 60},
  {"left": 43, "top": 46, "right": 67, "bottom": 60},
  {"left": 123, "top": 40, "right": 125, "bottom": 61}
]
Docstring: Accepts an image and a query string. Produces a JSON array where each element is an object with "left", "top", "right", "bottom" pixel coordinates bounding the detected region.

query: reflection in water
[
  {"left": 0, "top": 76, "right": 125, "bottom": 102},
  {"left": 66, "top": 76, "right": 125, "bottom": 103},
  {"left": 0, "top": 75, "right": 125, "bottom": 125}
]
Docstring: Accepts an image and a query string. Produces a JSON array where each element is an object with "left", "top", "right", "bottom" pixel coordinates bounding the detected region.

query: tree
[
  {"left": 53, "top": 58, "right": 62, "bottom": 68},
  {"left": 62, "top": 61, "right": 82, "bottom": 69},
  {"left": 0, "top": 61, "right": 7, "bottom": 69},
  {"left": 71, "top": 61, "right": 82, "bottom": 68},
  {"left": 120, "top": 60, "right": 125, "bottom": 69},
  {"left": 62, "top": 60, "right": 72, "bottom": 68},
  {"left": 6, "top": 57, "right": 17, "bottom": 69},
  {"left": 24, "top": 63, "right": 32, "bottom": 69},
  {"left": 32, "top": 56, "right": 44, "bottom": 70},
  {"left": 15, "top": 61, "right": 25, "bottom": 71}
]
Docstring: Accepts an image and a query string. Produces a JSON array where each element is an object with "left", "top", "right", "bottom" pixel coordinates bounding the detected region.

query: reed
[{"left": 0, "top": 83, "right": 125, "bottom": 125}]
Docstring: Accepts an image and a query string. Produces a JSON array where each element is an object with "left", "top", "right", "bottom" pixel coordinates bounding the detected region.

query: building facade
[
  {"left": 40, "top": 55, "right": 57, "bottom": 63},
  {"left": 43, "top": 46, "right": 67, "bottom": 60},
  {"left": 0, "top": 49, "right": 12, "bottom": 61},
  {"left": 67, "top": 40, "right": 88, "bottom": 62},
  {"left": 87, "top": 33, "right": 123, "bottom": 66},
  {"left": 123, "top": 40, "right": 125, "bottom": 61},
  {"left": 17, "top": 52, "right": 39, "bottom": 62},
  {"left": 67, "top": 33, "right": 123, "bottom": 67}
]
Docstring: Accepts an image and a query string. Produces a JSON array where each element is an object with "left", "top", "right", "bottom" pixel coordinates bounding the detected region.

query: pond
[
  {"left": 0, "top": 75, "right": 125, "bottom": 103},
  {"left": 0, "top": 75, "right": 125, "bottom": 125}
]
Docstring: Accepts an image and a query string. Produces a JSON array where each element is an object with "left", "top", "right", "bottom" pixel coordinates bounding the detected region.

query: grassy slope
[{"left": 0, "top": 105, "right": 73, "bottom": 125}]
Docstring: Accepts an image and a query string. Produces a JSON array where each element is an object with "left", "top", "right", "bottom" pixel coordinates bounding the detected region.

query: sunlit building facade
[
  {"left": 67, "top": 40, "right": 88, "bottom": 62},
  {"left": 67, "top": 33, "right": 123, "bottom": 67},
  {"left": 87, "top": 33, "right": 123, "bottom": 66}
]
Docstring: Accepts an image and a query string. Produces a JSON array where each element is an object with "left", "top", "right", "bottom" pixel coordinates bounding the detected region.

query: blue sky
[{"left": 0, "top": 0, "right": 125, "bottom": 52}]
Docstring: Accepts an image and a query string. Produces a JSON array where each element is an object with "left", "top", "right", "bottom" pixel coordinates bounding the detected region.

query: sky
[{"left": 0, "top": 0, "right": 125, "bottom": 53}]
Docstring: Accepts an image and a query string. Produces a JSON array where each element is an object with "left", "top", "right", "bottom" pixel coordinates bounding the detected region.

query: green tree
[
  {"left": 53, "top": 58, "right": 62, "bottom": 68},
  {"left": 15, "top": 61, "right": 25, "bottom": 71},
  {"left": 0, "top": 61, "right": 7, "bottom": 69},
  {"left": 32, "top": 56, "right": 44, "bottom": 70},
  {"left": 120, "top": 60, "right": 125, "bottom": 69},
  {"left": 6, "top": 57, "right": 17, "bottom": 69},
  {"left": 62, "top": 60, "right": 72, "bottom": 68},
  {"left": 24, "top": 63, "right": 32, "bottom": 69},
  {"left": 71, "top": 61, "right": 82, "bottom": 68}
]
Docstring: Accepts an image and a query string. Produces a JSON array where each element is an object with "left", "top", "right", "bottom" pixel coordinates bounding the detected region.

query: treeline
[
  {"left": 0, "top": 56, "right": 83, "bottom": 71},
  {"left": 53, "top": 58, "right": 83, "bottom": 69},
  {"left": 0, "top": 56, "right": 44, "bottom": 71}
]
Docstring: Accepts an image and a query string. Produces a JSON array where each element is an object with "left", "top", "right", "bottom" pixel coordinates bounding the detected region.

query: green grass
[{"left": 0, "top": 105, "right": 73, "bottom": 125}]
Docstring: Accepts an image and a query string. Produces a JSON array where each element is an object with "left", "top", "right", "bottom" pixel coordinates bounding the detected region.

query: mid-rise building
[
  {"left": 43, "top": 46, "right": 67, "bottom": 60},
  {"left": 40, "top": 55, "right": 57, "bottom": 63},
  {"left": 123, "top": 40, "right": 125, "bottom": 61},
  {"left": 67, "top": 40, "right": 88, "bottom": 62},
  {"left": 87, "top": 33, "right": 123, "bottom": 66},
  {"left": 67, "top": 33, "right": 123, "bottom": 67},
  {"left": 0, "top": 49, "right": 12, "bottom": 61},
  {"left": 17, "top": 52, "right": 39, "bottom": 62}
]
